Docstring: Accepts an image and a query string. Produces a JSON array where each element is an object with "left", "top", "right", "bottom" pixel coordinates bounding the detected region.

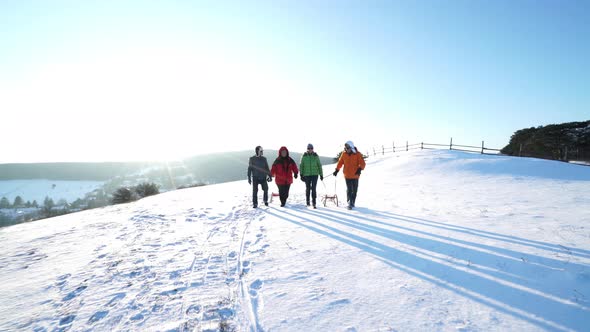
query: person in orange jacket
[
  {"left": 271, "top": 146, "right": 299, "bottom": 207},
  {"left": 333, "top": 140, "right": 366, "bottom": 209}
]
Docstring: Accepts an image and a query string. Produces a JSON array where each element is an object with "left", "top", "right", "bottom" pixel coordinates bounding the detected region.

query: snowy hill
[{"left": 1, "top": 150, "right": 589, "bottom": 331}]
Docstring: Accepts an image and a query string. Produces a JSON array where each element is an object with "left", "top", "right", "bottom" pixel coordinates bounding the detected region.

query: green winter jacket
[{"left": 299, "top": 152, "right": 323, "bottom": 177}]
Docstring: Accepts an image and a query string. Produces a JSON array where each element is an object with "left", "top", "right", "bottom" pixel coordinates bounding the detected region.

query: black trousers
[
  {"left": 277, "top": 184, "right": 291, "bottom": 206},
  {"left": 252, "top": 178, "right": 268, "bottom": 207},
  {"left": 304, "top": 175, "right": 319, "bottom": 205},
  {"left": 345, "top": 178, "right": 359, "bottom": 207}
]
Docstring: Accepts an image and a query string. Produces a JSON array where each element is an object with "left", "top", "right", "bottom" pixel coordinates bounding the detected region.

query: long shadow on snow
[
  {"left": 265, "top": 208, "right": 590, "bottom": 332},
  {"left": 301, "top": 208, "right": 589, "bottom": 299},
  {"left": 324, "top": 209, "right": 590, "bottom": 273},
  {"left": 343, "top": 208, "right": 590, "bottom": 260}
]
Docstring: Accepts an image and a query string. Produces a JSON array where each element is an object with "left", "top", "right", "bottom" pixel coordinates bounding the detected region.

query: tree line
[
  {"left": 0, "top": 182, "right": 170, "bottom": 228},
  {"left": 501, "top": 120, "right": 590, "bottom": 162}
]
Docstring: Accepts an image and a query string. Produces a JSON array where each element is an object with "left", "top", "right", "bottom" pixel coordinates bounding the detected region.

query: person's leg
[
  {"left": 252, "top": 180, "right": 259, "bottom": 207},
  {"left": 345, "top": 179, "right": 353, "bottom": 206},
  {"left": 350, "top": 179, "right": 359, "bottom": 207},
  {"left": 261, "top": 180, "right": 269, "bottom": 205},
  {"left": 305, "top": 177, "right": 312, "bottom": 205},
  {"left": 310, "top": 175, "right": 318, "bottom": 207},
  {"left": 278, "top": 185, "right": 287, "bottom": 206},
  {"left": 284, "top": 184, "right": 291, "bottom": 204}
]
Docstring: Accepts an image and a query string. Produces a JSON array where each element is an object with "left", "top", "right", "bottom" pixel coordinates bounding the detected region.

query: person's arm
[
  {"left": 336, "top": 153, "right": 345, "bottom": 171},
  {"left": 264, "top": 158, "right": 272, "bottom": 176},
  {"left": 359, "top": 154, "right": 366, "bottom": 170},
  {"left": 299, "top": 155, "right": 305, "bottom": 176},
  {"left": 292, "top": 160, "right": 299, "bottom": 176},
  {"left": 270, "top": 163, "right": 276, "bottom": 177},
  {"left": 316, "top": 155, "right": 323, "bottom": 176}
]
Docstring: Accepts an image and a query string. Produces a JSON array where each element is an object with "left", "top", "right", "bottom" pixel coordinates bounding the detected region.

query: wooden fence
[{"left": 368, "top": 138, "right": 502, "bottom": 157}]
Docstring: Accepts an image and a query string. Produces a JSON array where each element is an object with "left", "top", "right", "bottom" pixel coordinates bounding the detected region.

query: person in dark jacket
[
  {"left": 247, "top": 146, "right": 272, "bottom": 208},
  {"left": 271, "top": 146, "right": 299, "bottom": 207},
  {"left": 299, "top": 143, "right": 323, "bottom": 208}
]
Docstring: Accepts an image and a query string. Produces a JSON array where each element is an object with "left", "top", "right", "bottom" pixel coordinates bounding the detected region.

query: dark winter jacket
[
  {"left": 248, "top": 155, "right": 271, "bottom": 181},
  {"left": 299, "top": 152, "right": 323, "bottom": 177},
  {"left": 271, "top": 147, "right": 299, "bottom": 185}
]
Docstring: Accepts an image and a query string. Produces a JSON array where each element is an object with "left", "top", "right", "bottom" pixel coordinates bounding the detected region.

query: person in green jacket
[{"left": 299, "top": 143, "right": 324, "bottom": 208}]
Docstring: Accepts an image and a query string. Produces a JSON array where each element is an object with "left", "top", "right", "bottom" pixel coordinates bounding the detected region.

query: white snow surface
[{"left": 1, "top": 150, "right": 589, "bottom": 332}]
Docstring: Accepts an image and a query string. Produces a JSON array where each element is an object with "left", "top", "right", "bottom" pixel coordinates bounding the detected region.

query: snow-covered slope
[{"left": 1, "top": 150, "right": 589, "bottom": 331}]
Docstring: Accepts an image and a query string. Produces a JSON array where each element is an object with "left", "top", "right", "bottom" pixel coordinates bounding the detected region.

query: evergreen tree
[
  {"left": 71, "top": 198, "right": 85, "bottom": 209},
  {"left": 43, "top": 196, "right": 55, "bottom": 216},
  {"left": 32, "top": 200, "right": 39, "bottom": 208},
  {"left": 13, "top": 196, "right": 24, "bottom": 208},
  {"left": 135, "top": 182, "right": 159, "bottom": 198},
  {"left": 0, "top": 197, "right": 10, "bottom": 209},
  {"left": 112, "top": 187, "right": 134, "bottom": 204}
]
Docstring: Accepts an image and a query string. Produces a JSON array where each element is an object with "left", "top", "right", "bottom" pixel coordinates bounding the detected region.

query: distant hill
[
  {"left": 501, "top": 120, "right": 590, "bottom": 162},
  {"left": 183, "top": 150, "right": 334, "bottom": 185},
  {"left": 0, "top": 162, "right": 150, "bottom": 181},
  {"left": 0, "top": 150, "right": 335, "bottom": 185}
]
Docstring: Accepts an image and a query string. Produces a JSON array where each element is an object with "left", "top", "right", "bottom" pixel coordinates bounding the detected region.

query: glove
[
  {"left": 320, "top": 175, "right": 323, "bottom": 181},
  {"left": 333, "top": 169, "right": 339, "bottom": 177},
  {"left": 248, "top": 177, "right": 252, "bottom": 185},
  {"left": 294, "top": 173, "right": 298, "bottom": 179},
  {"left": 300, "top": 175, "right": 306, "bottom": 182},
  {"left": 355, "top": 168, "right": 362, "bottom": 175},
  {"left": 267, "top": 175, "right": 272, "bottom": 182}
]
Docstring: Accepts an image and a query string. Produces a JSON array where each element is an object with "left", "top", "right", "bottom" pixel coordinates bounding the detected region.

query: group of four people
[{"left": 247, "top": 141, "right": 366, "bottom": 210}]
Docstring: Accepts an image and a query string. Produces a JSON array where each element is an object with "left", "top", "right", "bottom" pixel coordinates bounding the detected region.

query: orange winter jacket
[{"left": 336, "top": 150, "right": 366, "bottom": 179}]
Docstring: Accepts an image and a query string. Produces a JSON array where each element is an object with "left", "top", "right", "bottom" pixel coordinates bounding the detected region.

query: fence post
[
  {"left": 382, "top": 145, "right": 385, "bottom": 155},
  {"left": 450, "top": 137, "right": 453, "bottom": 150},
  {"left": 421, "top": 142, "right": 423, "bottom": 150},
  {"left": 373, "top": 147, "right": 376, "bottom": 156},
  {"left": 393, "top": 141, "right": 395, "bottom": 153},
  {"left": 406, "top": 141, "right": 408, "bottom": 151},
  {"left": 481, "top": 141, "right": 484, "bottom": 154}
]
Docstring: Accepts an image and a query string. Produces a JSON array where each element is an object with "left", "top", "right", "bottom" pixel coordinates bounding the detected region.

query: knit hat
[
  {"left": 345, "top": 141, "right": 357, "bottom": 153},
  {"left": 307, "top": 143, "right": 314, "bottom": 149}
]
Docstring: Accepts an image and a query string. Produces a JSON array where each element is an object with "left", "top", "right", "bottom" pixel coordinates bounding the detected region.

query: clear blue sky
[{"left": 1, "top": 0, "right": 588, "bottom": 162}]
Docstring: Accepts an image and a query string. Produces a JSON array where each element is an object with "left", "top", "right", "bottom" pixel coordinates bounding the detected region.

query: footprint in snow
[
  {"left": 250, "top": 279, "right": 263, "bottom": 290},
  {"left": 87, "top": 310, "right": 109, "bottom": 323},
  {"left": 249, "top": 279, "right": 263, "bottom": 297},
  {"left": 328, "top": 299, "right": 351, "bottom": 307},
  {"left": 185, "top": 304, "right": 202, "bottom": 316},
  {"left": 130, "top": 312, "right": 145, "bottom": 321},
  {"left": 107, "top": 293, "right": 126, "bottom": 307},
  {"left": 62, "top": 285, "right": 87, "bottom": 301},
  {"left": 59, "top": 314, "right": 76, "bottom": 326}
]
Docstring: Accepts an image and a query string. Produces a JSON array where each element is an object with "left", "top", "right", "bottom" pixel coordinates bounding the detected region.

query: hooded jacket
[
  {"left": 336, "top": 141, "right": 366, "bottom": 179},
  {"left": 271, "top": 147, "right": 299, "bottom": 185},
  {"left": 299, "top": 151, "right": 323, "bottom": 177}
]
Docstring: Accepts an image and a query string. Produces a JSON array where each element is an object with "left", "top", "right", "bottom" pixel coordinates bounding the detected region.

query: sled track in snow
[{"left": 237, "top": 213, "right": 265, "bottom": 332}]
